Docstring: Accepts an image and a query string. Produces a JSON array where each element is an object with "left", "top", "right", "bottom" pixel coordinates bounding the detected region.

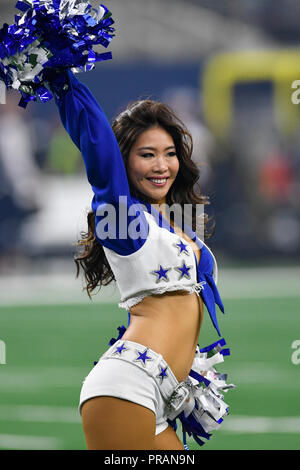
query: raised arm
[
  {"left": 0, "top": 2, "right": 148, "bottom": 254},
  {"left": 55, "top": 70, "right": 148, "bottom": 254}
]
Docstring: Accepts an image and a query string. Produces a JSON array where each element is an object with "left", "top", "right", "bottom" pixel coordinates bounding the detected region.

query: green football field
[{"left": 0, "top": 267, "right": 299, "bottom": 450}]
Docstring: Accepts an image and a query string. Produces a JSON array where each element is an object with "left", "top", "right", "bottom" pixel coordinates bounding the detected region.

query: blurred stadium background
[{"left": 0, "top": 0, "right": 299, "bottom": 450}]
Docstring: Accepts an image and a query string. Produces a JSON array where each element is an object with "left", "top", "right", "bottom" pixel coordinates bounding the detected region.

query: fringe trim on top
[{"left": 118, "top": 281, "right": 206, "bottom": 310}]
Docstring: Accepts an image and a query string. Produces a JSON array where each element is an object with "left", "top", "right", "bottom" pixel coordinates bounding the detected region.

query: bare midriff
[{"left": 121, "top": 226, "right": 203, "bottom": 383}]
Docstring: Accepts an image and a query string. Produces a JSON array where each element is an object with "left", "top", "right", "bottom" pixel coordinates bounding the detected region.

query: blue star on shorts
[
  {"left": 134, "top": 348, "right": 153, "bottom": 368},
  {"left": 175, "top": 260, "right": 192, "bottom": 280},
  {"left": 157, "top": 366, "right": 168, "bottom": 384},
  {"left": 112, "top": 342, "right": 128, "bottom": 356}
]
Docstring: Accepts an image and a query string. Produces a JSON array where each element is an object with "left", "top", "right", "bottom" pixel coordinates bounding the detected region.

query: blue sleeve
[{"left": 54, "top": 70, "right": 148, "bottom": 255}]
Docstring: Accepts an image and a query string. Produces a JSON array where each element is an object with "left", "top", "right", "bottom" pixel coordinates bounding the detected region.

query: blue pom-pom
[
  {"left": 108, "top": 325, "right": 127, "bottom": 346},
  {"left": 0, "top": 1, "right": 115, "bottom": 107}
]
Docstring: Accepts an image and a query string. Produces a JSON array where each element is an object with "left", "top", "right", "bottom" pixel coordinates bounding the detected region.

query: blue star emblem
[
  {"left": 156, "top": 366, "right": 168, "bottom": 384},
  {"left": 175, "top": 260, "right": 192, "bottom": 280},
  {"left": 134, "top": 348, "right": 153, "bottom": 368},
  {"left": 150, "top": 265, "right": 170, "bottom": 283},
  {"left": 112, "top": 342, "right": 128, "bottom": 356},
  {"left": 174, "top": 239, "right": 189, "bottom": 256}
]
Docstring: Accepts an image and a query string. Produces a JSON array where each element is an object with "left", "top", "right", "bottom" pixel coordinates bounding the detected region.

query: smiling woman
[
  {"left": 0, "top": 0, "right": 233, "bottom": 451},
  {"left": 127, "top": 127, "right": 179, "bottom": 205},
  {"left": 68, "top": 88, "right": 232, "bottom": 449},
  {"left": 75, "top": 98, "right": 211, "bottom": 298}
]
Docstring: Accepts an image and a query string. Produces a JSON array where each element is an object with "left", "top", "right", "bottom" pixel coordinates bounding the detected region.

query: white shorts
[{"left": 78, "top": 339, "right": 181, "bottom": 436}]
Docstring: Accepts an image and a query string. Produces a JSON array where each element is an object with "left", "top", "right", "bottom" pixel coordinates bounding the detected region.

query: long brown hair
[{"left": 74, "top": 99, "right": 213, "bottom": 298}]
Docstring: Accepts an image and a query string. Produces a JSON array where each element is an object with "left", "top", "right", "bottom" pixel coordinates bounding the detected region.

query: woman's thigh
[
  {"left": 81, "top": 396, "right": 156, "bottom": 450},
  {"left": 154, "top": 425, "right": 184, "bottom": 450}
]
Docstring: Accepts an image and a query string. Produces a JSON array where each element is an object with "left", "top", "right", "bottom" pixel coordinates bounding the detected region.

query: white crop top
[{"left": 103, "top": 211, "right": 218, "bottom": 310}]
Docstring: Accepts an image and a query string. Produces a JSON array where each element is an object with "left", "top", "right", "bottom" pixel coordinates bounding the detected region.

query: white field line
[
  {"left": 220, "top": 416, "right": 300, "bottom": 434},
  {"left": 0, "top": 363, "right": 299, "bottom": 392},
  {"left": 0, "top": 366, "right": 90, "bottom": 391},
  {"left": 227, "top": 362, "right": 300, "bottom": 388},
  {"left": 0, "top": 405, "right": 300, "bottom": 436},
  {"left": 0, "top": 404, "right": 80, "bottom": 423},
  {"left": 0, "top": 433, "right": 62, "bottom": 450},
  {"left": 0, "top": 267, "right": 299, "bottom": 306},
  {"left": 0, "top": 272, "right": 120, "bottom": 306},
  {"left": 218, "top": 266, "right": 300, "bottom": 300}
]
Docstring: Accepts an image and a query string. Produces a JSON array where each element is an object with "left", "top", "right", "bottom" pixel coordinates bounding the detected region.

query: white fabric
[
  {"left": 78, "top": 340, "right": 182, "bottom": 436},
  {"left": 103, "top": 211, "right": 218, "bottom": 310}
]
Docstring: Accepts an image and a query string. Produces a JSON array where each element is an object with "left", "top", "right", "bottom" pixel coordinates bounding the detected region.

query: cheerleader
[
  {"left": 0, "top": 1, "right": 234, "bottom": 450},
  {"left": 60, "top": 70, "right": 234, "bottom": 449}
]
